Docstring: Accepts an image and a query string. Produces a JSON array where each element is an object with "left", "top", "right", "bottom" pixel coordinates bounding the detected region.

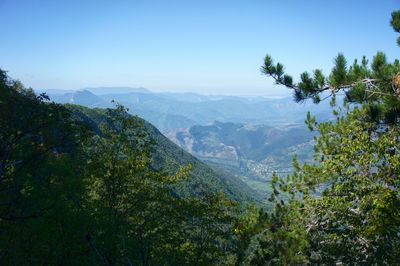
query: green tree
[
  {"left": 176, "top": 191, "right": 239, "bottom": 265},
  {"left": 81, "top": 104, "right": 192, "bottom": 265},
  {"left": 261, "top": 12, "right": 400, "bottom": 125},
  {"left": 247, "top": 10, "right": 400, "bottom": 265},
  {"left": 0, "top": 70, "right": 93, "bottom": 264}
]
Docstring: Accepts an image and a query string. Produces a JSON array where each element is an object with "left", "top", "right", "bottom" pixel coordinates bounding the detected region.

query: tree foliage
[
  {"left": 249, "top": 9, "right": 400, "bottom": 265},
  {"left": 261, "top": 11, "right": 400, "bottom": 125},
  {"left": 0, "top": 71, "right": 247, "bottom": 265}
]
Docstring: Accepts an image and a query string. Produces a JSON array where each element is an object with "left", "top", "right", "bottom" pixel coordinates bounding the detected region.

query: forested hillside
[
  {"left": 66, "top": 105, "right": 261, "bottom": 203},
  {"left": 39, "top": 88, "right": 329, "bottom": 197},
  {"left": 0, "top": 72, "right": 262, "bottom": 265}
]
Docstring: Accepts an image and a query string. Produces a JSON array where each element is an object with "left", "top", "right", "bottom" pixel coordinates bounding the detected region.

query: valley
[
  {"left": 40, "top": 87, "right": 331, "bottom": 195},
  {"left": 166, "top": 121, "right": 316, "bottom": 193}
]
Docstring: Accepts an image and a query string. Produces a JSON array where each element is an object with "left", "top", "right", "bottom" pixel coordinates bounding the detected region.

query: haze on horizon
[{"left": 0, "top": 0, "right": 399, "bottom": 97}]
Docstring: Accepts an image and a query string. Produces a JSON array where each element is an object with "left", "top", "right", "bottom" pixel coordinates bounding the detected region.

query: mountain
[
  {"left": 67, "top": 104, "right": 263, "bottom": 203},
  {"left": 83, "top": 86, "right": 151, "bottom": 95},
  {"left": 41, "top": 89, "right": 335, "bottom": 131},
  {"left": 39, "top": 88, "right": 327, "bottom": 194},
  {"left": 166, "top": 121, "right": 316, "bottom": 193},
  {"left": 47, "top": 90, "right": 112, "bottom": 108},
  {"left": 40, "top": 88, "right": 328, "bottom": 194},
  {"left": 36, "top": 87, "right": 151, "bottom": 95}
]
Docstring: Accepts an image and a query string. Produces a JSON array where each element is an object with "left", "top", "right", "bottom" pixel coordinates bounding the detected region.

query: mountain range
[
  {"left": 38, "top": 86, "right": 333, "bottom": 194},
  {"left": 39, "top": 87, "right": 335, "bottom": 132}
]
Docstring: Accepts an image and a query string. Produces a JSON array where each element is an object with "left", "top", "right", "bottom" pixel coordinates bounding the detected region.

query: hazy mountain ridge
[
  {"left": 38, "top": 86, "right": 151, "bottom": 95},
  {"left": 39, "top": 87, "right": 335, "bottom": 131}
]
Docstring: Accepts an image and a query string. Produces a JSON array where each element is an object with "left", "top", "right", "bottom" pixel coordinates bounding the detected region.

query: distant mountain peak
[
  {"left": 75, "top": 89, "right": 95, "bottom": 95},
  {"left": 83, "top": 86, "right": 151, "bottom": 95}
]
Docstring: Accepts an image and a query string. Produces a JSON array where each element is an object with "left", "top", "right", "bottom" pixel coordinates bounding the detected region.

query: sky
[{"left": 0, "top": 0, "right": 399, "bottom": 97}]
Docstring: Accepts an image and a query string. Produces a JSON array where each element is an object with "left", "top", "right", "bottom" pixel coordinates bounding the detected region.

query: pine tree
[
  {"left": 261, "top": 10, "right": 400, "bottom": 125},
  {"left": 248, "top": 10, "right": 400, "bottom": 264}
]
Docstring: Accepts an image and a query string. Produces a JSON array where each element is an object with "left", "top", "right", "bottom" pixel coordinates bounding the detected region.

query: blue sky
[{"left": 0, "top": 0, "right": 399, "bottom": 96}]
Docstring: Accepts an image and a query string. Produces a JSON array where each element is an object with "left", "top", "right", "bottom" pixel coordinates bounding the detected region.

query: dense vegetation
[
  {"left": 1, "top": 9, "right": 399, "bottom": 266},
  {"left": 0, "top": 72, "right": 257, "bottom": 265},
  {"left": 66, "top": 104, "right": 259, "bottom": 203},
  {"left": 245, "top": 10, "right": 400, "bottom": 265}
]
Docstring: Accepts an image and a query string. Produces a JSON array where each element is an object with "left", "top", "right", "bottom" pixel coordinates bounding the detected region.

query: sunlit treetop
[{"left": 262, "top": 10, "right": 400, "bottom": 125}]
